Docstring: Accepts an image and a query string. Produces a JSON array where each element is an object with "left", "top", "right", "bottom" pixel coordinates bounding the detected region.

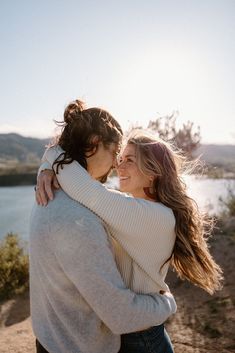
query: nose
[{"left": 116, "top": 160, "right": 126, "bottom": 170}]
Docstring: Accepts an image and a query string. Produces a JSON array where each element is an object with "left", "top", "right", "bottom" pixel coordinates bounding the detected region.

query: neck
[{"left": 132, "top": 190, "right": 155, "bottom": 202}]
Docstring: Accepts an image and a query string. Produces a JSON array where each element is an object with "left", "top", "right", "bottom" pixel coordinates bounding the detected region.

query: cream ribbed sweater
[{"left": 43, "top": 146, "right": 176, "bottom": 294}]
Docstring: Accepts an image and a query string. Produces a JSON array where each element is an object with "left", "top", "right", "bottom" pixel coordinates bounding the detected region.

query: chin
[
  {"left": 99, "top": 168, "right": 113, "bottom": 183},
  {"left": 119, "top": 185, "right": 125, "bottom": 192},
  {"left": 119, "top": 185, "right": 131, "bottom": 193}
]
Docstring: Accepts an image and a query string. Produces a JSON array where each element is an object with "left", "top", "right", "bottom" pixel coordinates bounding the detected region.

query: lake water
[{"left": 0, "top": 177, "right": 234, "bottom": 243}]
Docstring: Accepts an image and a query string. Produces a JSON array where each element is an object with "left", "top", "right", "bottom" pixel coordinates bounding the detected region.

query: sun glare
[{"left": 114, "top": 46, "right": 211, "bottom": 135}]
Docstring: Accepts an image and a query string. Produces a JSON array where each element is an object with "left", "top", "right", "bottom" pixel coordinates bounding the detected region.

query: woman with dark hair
[{"left": 37, "top": 104, "right": 223, "bottom": 353}]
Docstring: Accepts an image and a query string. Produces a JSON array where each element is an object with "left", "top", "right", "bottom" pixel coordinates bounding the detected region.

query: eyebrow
[{"left": 122, "top": 154, "right": 136, "bottom": 158}]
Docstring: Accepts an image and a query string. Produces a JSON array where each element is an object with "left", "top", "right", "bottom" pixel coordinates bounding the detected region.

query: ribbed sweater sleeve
[{"left": 42, "top": 146, "right": 176, "bottom": 290}]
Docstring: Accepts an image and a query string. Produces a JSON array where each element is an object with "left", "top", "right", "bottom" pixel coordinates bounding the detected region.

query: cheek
[
  {"left": 105, "top": 153, "right": 112, "bottom": 163},
  {"left": 107, "top": 156, "right": 114, "bottom": 168},
  {"left": 135, "top": 173, "right": 150, "bottom": 187}
]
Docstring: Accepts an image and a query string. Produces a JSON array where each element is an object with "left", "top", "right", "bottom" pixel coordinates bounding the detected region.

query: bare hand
[{"left": 35, "top": 169, "right": 60, "bottom": 206}]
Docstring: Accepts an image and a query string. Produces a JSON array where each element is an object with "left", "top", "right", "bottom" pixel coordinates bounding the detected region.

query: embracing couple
[{"left": 29, "top": 99, "right": 223, "bottom": 353}]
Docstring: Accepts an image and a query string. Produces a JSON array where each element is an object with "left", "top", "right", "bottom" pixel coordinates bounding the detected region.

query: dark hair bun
[{"left": 64, "top": 99, "right": 85, "bottom": 124}]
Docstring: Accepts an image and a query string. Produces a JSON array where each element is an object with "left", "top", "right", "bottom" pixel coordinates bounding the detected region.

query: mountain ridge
[
  {"left": 0, "top": 133, "right": 235, "bottom": 166},
  {"left": 0, "top": 133, "right": 50, "bottom": 162}
]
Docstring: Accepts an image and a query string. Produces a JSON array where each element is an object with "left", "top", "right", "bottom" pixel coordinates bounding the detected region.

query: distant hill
[
  {"left": 194, "top": 144, "right": 235, "bottom": 170},
  {"left": 0, "top": 133, "right": 235, "bottom": 167},
  {"left": 0, "top": 133, "right": 50, "bottom": 163}
]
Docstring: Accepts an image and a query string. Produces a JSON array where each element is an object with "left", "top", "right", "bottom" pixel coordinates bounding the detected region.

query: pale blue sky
[{"left": 0, "top": 0, "right": 234, "bottom": 143}]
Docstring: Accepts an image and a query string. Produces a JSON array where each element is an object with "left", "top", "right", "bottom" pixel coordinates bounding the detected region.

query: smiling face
[{"left": 117, "top": 144, "right": 154, "bottom": 199}]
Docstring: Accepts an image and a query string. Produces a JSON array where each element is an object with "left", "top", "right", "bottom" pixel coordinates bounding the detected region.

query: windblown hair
[
  {"left": 52, "top": 99, "right": 123, "bottom": 182},
  {"left": 127, "top": 130, "right": 223, "bottom": 294}
]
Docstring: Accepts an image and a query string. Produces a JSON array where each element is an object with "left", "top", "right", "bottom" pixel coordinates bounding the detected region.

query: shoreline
[{"left": 0, "top": 172, "right": 234, "bottom": 187}]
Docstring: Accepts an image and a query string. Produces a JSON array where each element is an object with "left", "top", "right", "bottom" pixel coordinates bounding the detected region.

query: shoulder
[
  {"left": 135, "top": 199, "right": 175, "bottom": 227},
  {"left": 49, "top": 190, "right": 107, "bottom": 235},
  {"left": 153, "top": 201, "right": 175, "bottom": 222},
  {"left": 131, "top": 197, "right": 172, "bottom": 214},
  {"left": 153, "top": 201, "right": 174, "bottom": 216},
  {"left": 53, "top": 210, "right": 112, "bottom": 258}
]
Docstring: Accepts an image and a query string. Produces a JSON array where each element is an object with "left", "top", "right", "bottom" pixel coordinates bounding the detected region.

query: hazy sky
[{"left": 0, "top": 0, "right": 235, "bottom": 144}]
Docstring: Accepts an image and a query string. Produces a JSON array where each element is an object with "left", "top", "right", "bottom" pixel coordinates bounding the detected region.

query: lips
[{"left": 119, "top": 176, "right": 129, "bottom": 181}]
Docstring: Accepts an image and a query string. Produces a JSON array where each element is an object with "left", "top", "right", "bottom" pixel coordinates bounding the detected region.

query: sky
[{"left": 0, "top": 0, "right": 235, "bottom": 144}]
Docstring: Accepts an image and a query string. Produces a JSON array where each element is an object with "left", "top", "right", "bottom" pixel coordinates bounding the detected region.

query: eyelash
[{"left": 118, "top": 158, "right": 134, "bottom": 163}]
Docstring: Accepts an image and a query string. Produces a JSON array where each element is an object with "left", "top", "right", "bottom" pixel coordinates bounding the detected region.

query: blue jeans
[
  {"left": 36, "top": 340, "right": 49, "bottom": 353},
  {"left": 118, "top": 324, "right": 174, "bottom": 353}
]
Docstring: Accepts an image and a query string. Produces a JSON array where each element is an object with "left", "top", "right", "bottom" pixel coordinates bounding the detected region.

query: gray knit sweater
[{"left": 29, "top": 191, "right": 176, "bottom": 353}]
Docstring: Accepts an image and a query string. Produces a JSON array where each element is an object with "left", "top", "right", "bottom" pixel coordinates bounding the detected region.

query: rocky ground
[
  {"left": 166, "top": 232, "right": 235, "bottom": 353},
  {"left": 0, "top": 232, "right": 234, "bottom": 353}
]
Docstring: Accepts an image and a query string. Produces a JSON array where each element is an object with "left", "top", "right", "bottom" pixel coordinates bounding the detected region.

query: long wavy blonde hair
[{"left": 127, "top": 130, "right": 223, "bottom": 294}]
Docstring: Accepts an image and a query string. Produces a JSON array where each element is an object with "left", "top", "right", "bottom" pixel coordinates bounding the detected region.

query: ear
[
  {"left": 85, "top": 135, "right": 100, "bottom": 157},
  {"left": 90, "top": 135, "right": 100, "bottom": 144}
]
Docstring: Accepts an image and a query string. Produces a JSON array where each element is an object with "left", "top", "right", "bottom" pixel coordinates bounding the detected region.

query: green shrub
[{"left": 0, "top": 233, "right": 29, "bottom": 300}]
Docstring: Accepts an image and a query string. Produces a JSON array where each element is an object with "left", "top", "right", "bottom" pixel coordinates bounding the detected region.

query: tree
[{"left": 147, "top": 112, "right": 201, "bottom": 158}]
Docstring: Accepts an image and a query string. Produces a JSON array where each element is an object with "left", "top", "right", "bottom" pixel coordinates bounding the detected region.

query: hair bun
[{"left": 64, "top": 99, "right": 85, "bottom": 124}]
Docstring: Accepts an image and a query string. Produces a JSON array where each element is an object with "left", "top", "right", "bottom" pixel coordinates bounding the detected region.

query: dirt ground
[{"left": 0, "top": 233, "right": 234, "bottom": 353}]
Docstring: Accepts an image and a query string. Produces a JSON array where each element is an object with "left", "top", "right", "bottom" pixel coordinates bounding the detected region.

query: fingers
[
  {"left": 162, "top": 291, "right": 173, "bottom": 298},
  {"left": 35, "top": 187, "right": 45, "bottom": 206},
  {"left": 37, "top": 173, "right": 49, "bottom": 206},
  {"left": 44, "top": 174, "right": 54, "bottom": 202},
  {"left": 36, "top": 170, "right": 55, "bottom": 206},
  {"left": 52, "top": 175, "right": 60, "bottom": 189},
  {"left": 35, "top": 170, "right": 60, "bottom": 206}
]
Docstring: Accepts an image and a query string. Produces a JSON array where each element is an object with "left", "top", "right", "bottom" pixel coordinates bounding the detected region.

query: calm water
[
  {"left": 0, "top": 177, "right": 234, "bottom": 242},
  {"left": 0, "top": 186, "right": 35, "bottom": 242}
]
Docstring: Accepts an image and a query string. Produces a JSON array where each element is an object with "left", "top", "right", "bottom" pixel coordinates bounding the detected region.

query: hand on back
[{"left": 36, "top": 170, "right": 60, "bottom": 206}]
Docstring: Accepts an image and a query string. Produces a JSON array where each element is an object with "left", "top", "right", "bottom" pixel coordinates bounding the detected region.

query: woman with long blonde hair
[
  {"left": 122, "top": 131, "right": 223, "bottom": 293},
  {"left": 37, "top": 125, "right": 223, "bottom": 352}
]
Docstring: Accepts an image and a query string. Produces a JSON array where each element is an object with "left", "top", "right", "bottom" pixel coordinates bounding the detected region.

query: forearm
[{"left": 102, "top": 292, "right": 176, "bottom": 334}]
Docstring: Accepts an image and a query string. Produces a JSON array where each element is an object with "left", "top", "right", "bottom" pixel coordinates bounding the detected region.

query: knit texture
[
  {"left": 29, "top": 191, "right": 176, "bottom": 353},
  {"left": 43, "top": 146, "right": 176, "bottom": 294}
]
